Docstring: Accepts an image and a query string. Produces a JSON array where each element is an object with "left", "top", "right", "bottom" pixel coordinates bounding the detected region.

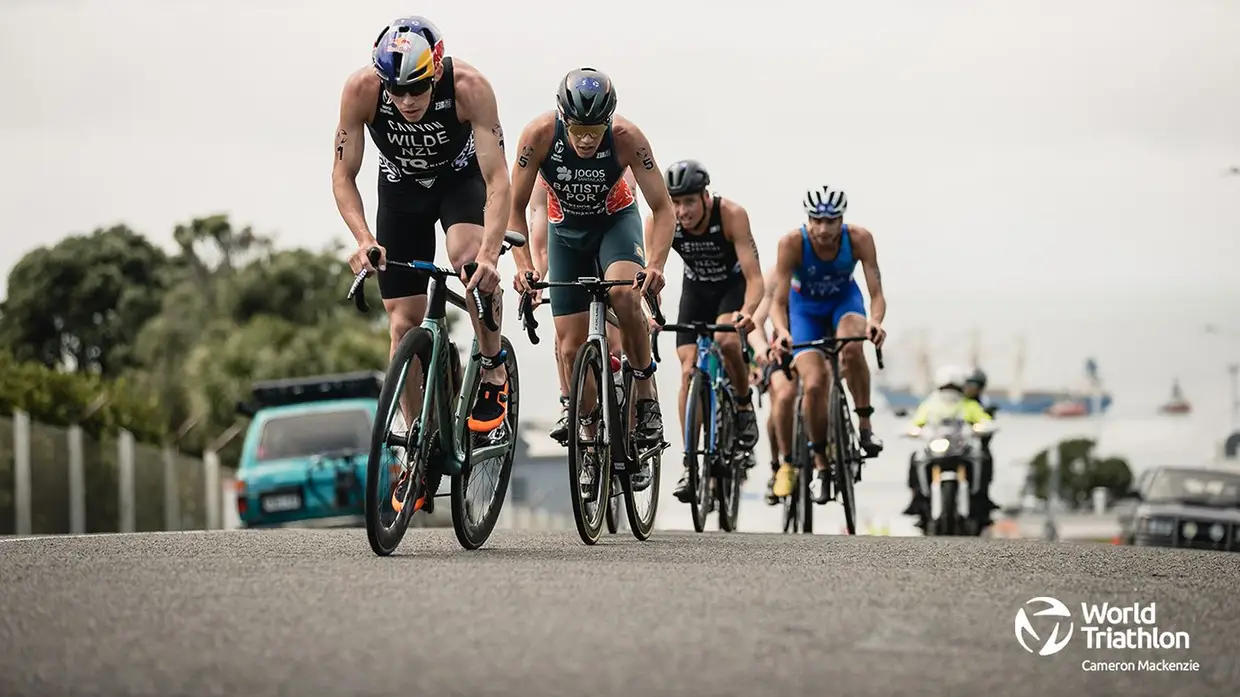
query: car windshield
[
  {"left": 255, "top": 409, "right": 371, "bottom": 461},
  {"left": 1145, "top": 469, "right": 1240, "bottom": 507}
]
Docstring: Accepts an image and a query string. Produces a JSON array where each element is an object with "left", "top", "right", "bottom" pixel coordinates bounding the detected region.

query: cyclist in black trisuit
[
  {"left": 659, "top": 160, "right": 765, "bottom": 504},
  {"left": 332, "top": 17, "right": 514, "bottom": 513}
]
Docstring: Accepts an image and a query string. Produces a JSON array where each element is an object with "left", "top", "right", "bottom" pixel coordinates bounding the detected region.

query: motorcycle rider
[
  {"left": 964, "top": 368, "right": 999, "bottom": 519},
  {"left": 902, "top": 365, "right": 995, "bottom": 529}
]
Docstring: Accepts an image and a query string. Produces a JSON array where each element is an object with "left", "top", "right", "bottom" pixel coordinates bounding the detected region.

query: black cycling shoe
[
  {"left": 549, "top": 405, "right": 569, "bottom": 446},
  {"left": 673, "top": 470, "right": 693, "bottom": 503},
  {"left": 635, "top": 399, "right": 664, "bottom": 443},
  {"left": 736, "top": 408, "right": 759, "bottom": 449}
]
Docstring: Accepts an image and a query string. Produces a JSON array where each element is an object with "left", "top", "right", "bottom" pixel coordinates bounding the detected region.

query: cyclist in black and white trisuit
[
  {"left": 332, "top": 17, "right": 513, "bottom": 514},
  {"left": 658, "top": 160, "right": 765, "bottom": 504}
]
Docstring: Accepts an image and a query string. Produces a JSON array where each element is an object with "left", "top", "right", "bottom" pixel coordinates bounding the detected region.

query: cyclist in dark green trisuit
[{"left": 508, "top": 67, "right": 676, "bottom": 498}]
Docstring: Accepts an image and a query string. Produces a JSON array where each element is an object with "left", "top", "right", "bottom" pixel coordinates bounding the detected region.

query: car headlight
[
  {"left": 1181, "top": 521, "right": 1198, "bottom": 539},
  {"left": 1140, "top": 517, "right": 1175, "bottom": 536},
  {"left": 929, "top": 438, "right": 950, "bottom": 454}
]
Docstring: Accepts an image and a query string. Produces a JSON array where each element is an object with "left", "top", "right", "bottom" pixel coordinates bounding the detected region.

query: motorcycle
[{"left": 905, "top": 418, "right": 997, "bottom": 536}]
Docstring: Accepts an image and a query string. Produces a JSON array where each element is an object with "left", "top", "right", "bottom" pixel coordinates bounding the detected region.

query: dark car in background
[{"left": 1114, "top": 465, "right": 1240, "bottom": 552}]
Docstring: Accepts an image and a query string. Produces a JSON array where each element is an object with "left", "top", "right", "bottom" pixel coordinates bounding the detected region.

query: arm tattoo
[
  {"left": 636, "top": 147, "right": 654, "bottom": 171},
  {"left": 335, "top": 129, "right": 347, "bottom": 161},
  {"left": 491, "top": 124, "right": 505, "bottom": 153},
  {"left": 746, "top": 232, "right": 760, "bottom": 261},
  {"left": 517, "top": 144, "right": 534, "bottom": 168}
]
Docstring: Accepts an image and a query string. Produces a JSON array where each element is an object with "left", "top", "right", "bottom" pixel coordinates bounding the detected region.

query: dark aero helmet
[
  {"left": 556, "top": 67, "right": 617, "bottom": 125},
  {"left": 665, "top": 160, "right": 711, "bottom": 196},
  {"left": 372, "top": 16, "right": 445, "bottom": 87}
]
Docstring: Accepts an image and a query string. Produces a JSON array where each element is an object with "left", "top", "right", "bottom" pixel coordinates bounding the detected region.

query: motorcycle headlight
[{"left": 929, "top": 438, "right": 950, "bottom": 454}]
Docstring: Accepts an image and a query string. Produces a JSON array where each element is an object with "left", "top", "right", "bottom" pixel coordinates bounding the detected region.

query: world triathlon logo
[{"left": 1014, "top": 596, "right": 1075, "bottom": 656}]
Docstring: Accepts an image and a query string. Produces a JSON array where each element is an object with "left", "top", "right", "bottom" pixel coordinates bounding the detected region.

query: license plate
[{"left": 261, "top": 492, "right": 303, "bottom": 513}]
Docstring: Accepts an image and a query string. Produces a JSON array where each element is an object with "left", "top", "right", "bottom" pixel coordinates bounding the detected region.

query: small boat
[{"left": 1158, "top": 379, "right": 1192, "bottom": 415}]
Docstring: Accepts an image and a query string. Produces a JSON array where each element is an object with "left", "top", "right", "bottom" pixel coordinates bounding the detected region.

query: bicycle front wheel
[
  {"left": 683, "top": 370, "right": 713, "bottom": 533},
  {"left": 365, "top": 327, "right": 435, "bottom": 557},
  {"left": 451, "top": 336, "right": 519, "bottom": 550},
  {"left": 621, "top": 362, "right": 659, "bottom": 540},
  {"left": 792, "top": 390, "right": 814, "bottom": 534},
  {"left": 567, "top": 341, "right": 611, "bottom": 545},
  {"left": 716, "top": 393, "right": 741, "bottom": 533}
]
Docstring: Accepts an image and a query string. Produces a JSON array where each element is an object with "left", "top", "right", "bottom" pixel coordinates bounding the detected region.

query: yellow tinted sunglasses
[{"left": 565, "top": 122, "right": 608, "bottom": 139}]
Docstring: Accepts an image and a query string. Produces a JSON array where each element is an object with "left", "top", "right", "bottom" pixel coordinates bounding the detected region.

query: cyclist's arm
[
  {"left": 507, "top": 113, "right": 555, "bottom": 271},
  {"left": 851, "top": 225, "right": 886, "bottom": 324},
  {"left": 331, "top": 71, "right": 375, "bottom": 246},
  {"left": 721, "top": 200, "right": 764, "bottom": 319},
  {"left": 454, "top": 62, "right": 511, "bottom": 264},
  {"left": 528, "top": 176, "right": 550, "bottom": 275},
  {"left": 748, "top": 270, "right": 777, "bottom": 354},
  {"left": 614, "top": 118, "right": 673, "bottom": 271},
  {"left": 769, "top": 231, "right": 802, "bottom": 339}
]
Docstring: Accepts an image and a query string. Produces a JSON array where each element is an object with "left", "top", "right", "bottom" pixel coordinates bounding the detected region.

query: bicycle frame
[
  {"left": 653, "top": 322, "right": 750, "bottom": 459},
  {"left": 384, "top": 260, "right": 512, "bottom": 475}
]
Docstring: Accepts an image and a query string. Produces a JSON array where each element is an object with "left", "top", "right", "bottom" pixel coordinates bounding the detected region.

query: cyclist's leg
[
  {"left": 793, "top": 347, "right": 832, "bottom": 501},
  {"left": 548, "top": 225, "right": 600, "bottom": 495},
  {"left": 440, "top": 173, "right": 509, "bottom": 433},
  {"left": 598, "top": 206, "right": 663, "bottom": 443},
  {"left": 713, "top": 277, "right": 757, "bottom": 448},
  {"left": 832, "top": 287, "right": 881, "bottom": 454},
  {"left": 375, "top": 190, "right": 438, "bottom": 513},
  {"left": 766, "top": 362, "right": 798, "bottom": 503},
  {"left": 672, "top": 283, "right": 713, "bottom": 501}
]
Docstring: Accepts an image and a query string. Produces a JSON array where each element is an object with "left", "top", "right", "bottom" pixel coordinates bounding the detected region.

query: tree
[
  {"left": 0, "top": 225, "right": 172, "bottom": 376},
  {"left": 1028, "top": 437, "right": 1133, "bottom": 508}
]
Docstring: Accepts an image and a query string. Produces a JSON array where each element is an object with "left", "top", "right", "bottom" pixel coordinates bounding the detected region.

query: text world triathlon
[{"left": 1080, "top": 603, "right": 1190, "bottom": 650}]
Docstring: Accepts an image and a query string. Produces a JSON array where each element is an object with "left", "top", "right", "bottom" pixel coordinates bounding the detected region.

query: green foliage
[
  {"left": 0, "top": 225, "right": 172, "bottom": 376},
  {"left": 0, "top": 213, "right": 460, "bottom": 459},
  {"left": 1028, "top": 437, "right": 1134, "bottom": 508}
]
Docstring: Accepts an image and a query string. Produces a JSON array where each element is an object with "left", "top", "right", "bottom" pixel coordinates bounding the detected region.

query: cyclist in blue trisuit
[
  {"left": 768, "top": 186, "right": 888, "bottom": 504},
  {"left": 655, "top": 160, "right": 765, "bottom": 504}
]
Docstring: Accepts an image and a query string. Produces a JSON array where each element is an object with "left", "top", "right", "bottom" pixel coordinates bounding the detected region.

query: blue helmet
[{"left": 371, "top": 16, "right": 444, "bottom": 88}]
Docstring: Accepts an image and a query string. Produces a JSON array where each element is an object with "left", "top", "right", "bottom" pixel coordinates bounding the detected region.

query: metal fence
[{"left": 0, "top": 410, "right": 230, "bottom": 536}]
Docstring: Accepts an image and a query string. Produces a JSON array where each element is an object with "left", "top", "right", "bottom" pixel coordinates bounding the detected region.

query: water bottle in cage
[{"left": 610, "top": 354, "right": 625, "bottom": 408}]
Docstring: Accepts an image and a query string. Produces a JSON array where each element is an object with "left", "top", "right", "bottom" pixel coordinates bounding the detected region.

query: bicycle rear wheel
[
  {"left": 829, "top": 380, "right": 857, "bottom": 535},
  {"left": 567, "top": 341, "right": 611, "bottom": 545},
  {"left": 683, "top": 370, "right": 713, "bottom": 533},
  {"left": 451, "top": 336, "right": 519, "bottom": 550},
  {"left": 365, "top": 327, "right": 435, "bottom": 557},
  {"left": 605, "top": 489, "right": 621, "bottom": 533},
  {"left": 716, "top": 393, "right": 741, "bottom": 532}
]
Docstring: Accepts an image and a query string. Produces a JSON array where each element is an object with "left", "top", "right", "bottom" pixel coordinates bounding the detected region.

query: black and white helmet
[{"left": 803, "top": 186, "right": 847, "bottom": 219}]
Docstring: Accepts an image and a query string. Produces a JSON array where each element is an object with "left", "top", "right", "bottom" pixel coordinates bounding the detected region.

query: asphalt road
[{"left": 2, "top": 529, "right": 1238, "bottom": 697}]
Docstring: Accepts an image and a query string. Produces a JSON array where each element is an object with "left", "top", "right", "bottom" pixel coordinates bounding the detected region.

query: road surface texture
[{"left": 2, "top": 529, "right": 1237, "bottom": 697}]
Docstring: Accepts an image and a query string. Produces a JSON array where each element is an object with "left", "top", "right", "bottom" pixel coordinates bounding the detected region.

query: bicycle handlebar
[
  {"left": 775, "top": 335, "right": 885, "bottom": 379},
  {"left": 520, "top": 270, "right": 665, "bottom": 345},
  {"left": 346, "top": 234, "right": 526, "bottom": 330},
  {"left": 650, "top": 321, "right": 753, "bottom": 365}
]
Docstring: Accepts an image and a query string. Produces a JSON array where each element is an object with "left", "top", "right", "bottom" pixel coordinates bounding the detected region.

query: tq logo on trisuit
[{"left": 1015, "top": 596, "right": 1074, "bottom": 656}]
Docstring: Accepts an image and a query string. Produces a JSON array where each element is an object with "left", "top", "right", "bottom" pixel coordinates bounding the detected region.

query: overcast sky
[{"left": 2, "top": 0, "right": 1238, "bottom": 413}]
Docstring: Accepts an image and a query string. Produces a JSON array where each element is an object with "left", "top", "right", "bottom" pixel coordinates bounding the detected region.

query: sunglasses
[
  {"left": 385, "top": 79, "right": 433, "bottom": 97},
  {"left": 565, "top": 121, "right": 608, "bottom": 139}
]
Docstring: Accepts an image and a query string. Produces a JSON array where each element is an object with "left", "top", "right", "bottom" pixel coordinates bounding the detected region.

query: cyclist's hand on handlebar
[
  {"left": 866, "top": 318, "right": 887, "bottom": 349},
  {"left": 634, "top": 265, "right": 665, "bottom": 296},
  {"left": 732, "top": 311, "right": 754, "bottom": 334},
  {"left": 350, "top": 241, "right": 386, "bottom": 275},
  {"left": 515, "top": 268, "right": 543, "bottom": 303},
  {"left": 465, "top": 258, "right": 501, "bottom": 294},
  {"left": 771, "top": 329, "right": 792, "bottom": 358}
]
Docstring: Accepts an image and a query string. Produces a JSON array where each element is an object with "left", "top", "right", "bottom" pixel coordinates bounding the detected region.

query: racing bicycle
[
  {"left": 651, "top": 321, "right": 753, "bottom": 533},
  {"left": 520, "top": 272, "right": 667, "bottom": 545},
  {"left": 779, "top": 336, "right": 884, "bottom": 536},
  {"left": 347, "top": 233, "right": 525, "bottom": 556}
]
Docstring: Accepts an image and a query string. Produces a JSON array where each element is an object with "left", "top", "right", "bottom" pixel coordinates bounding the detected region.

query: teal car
[{"left": 234, "top": 372, "right": 382, "bottom": 528}]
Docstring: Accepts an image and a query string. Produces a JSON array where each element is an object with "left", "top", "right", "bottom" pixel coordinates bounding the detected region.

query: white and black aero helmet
[
  {"left": 665, "top": 160, "right": 711, "bottom": 196},
  {"left": 556, "top": 67, "right": 617, "bottom": 125},
  {"left": 803, "top": 186, "right": 848, "bottom": 219}
]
